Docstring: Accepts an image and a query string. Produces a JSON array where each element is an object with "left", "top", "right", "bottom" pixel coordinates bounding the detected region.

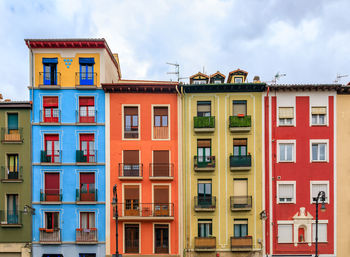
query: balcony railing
[
  {"left": 230, "top": 196, "right": 252, "bottom": 211},
  {"left": 153, "top": 126, "right": 169, "bottom": 139},
  {"left": 0, "top": 210, "right": 22, "bottom": 226},
  {"left": 1, "top": 166, "right": 23, "bottom": 181},
  {"left": 124, "top": 128, "right": 139, "bottom": 139},
  {"left": 116, "top": 203, "right": 174, "bottom": 218},
  {"left": 39, "top": 72, "right": 61, "bottom": 88},
  {"left": 76, "top": 228, "right": 97, "bottom": 243},
  {"left": 194, "top": 196, "right": 216, "bottom": 211},
  {"left": 194, "top": 237, "right": 216, "bottom": 251},
  {"left": 76, "top": 110, "right": 97, "bottom": 123},
  {"left": 76, "top": 188, "right": 97, "bottom": 202},
  {"left": 194, "top": 156, "right": 216, "bottom": 171},
  {"left": 230, "top": 155, "right": 252, "bottom": 171},
  {"left": 75, "top": 72, "right": 97, "bottom": 87},
  {"left": 40, "top": 189, "right": 62, "bottom": 202},
  {"left": 40, "top": 150, "right": 61, "bottom": 163},
  {"left": 230, "top": 236, "right": 253, "bottom": 251},
  {"left": 39, "top": 228, "right": 61, "bottom": 243},
  {"left": 1, "top": 128, "right": 23, "bottom": 143},
  {"left": 76, "top": 150, "right": 97, "bottom": 163},
  {"left": 193, "top": 116, "right": 215, "bottom": 132},
  {"left": 149, "top": 163, "right": 174, "bottom": 179},
  {"left": 229, "top": 115, "right": 251, "bottom": 132},
  {"left": 118, "top": 163, "right": 143, "bottom": 179},
  {"left": 39, "top": 110, "right": 61, "bottom": 123}
]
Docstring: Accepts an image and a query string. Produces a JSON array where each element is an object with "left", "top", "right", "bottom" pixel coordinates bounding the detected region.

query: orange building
[{"left": 102, "top": 80, "right": 181, "bottom": 257}]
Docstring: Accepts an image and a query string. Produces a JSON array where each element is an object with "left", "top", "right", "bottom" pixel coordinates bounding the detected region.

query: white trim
[
  {"left": 276, "top": 140, "right": 296, "bottom": 163},
  {"left": 310, "top": 181, "right": 330, "bottom": 204},
  {"left": 121, "top": 104, "right": 141, "bottom": 141},
  {"left": 310, "top": 139, "right": 329, "bottom": 163},
  {"left": 276, "top": 181, "right": 296, "bottom": 204},
  {"left": 122, "top": 183, "right": 142, "bottom": 217},
  {"left": 268, "top": 95, "right": 273, "bottom": 255},
  {"left": 277, "top": 220, "right": 294, "bottom": 225},
  {"left": 151, "top": 104, "right": 171, "bottom": 141},
  {"left": 333, "top": 95, "right": 337, "bottom": 256},
  {"left": 277, "top": 106, "right": 296, "bottom": 127},
  {"left": 105, "top": 92, "right": 111, "bottom": 254}
]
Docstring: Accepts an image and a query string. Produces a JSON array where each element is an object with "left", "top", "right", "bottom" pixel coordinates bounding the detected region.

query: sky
[{"left": 1, "top": 0, "right": 350, "bottom": 100}]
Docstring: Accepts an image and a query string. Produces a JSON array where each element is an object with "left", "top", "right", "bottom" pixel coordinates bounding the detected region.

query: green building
[{"left": 0, "top": 100, "right": 32, "bottom": 257}]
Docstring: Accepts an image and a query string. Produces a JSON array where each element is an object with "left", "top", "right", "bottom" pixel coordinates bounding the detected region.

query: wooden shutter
[
  {"left": 43, "top": 96, "right": 58, "bottom": 107},
  {"left": 279, "top": 184, "right": 294, "bottom": 199},
  {"left": 278, "top": 225, "right": 293, "bottom": 243},
  {"left": 233, "top": 139, "right": 247, "bottom": 146},
  {"left": 154, "top": 185, "right": 169, "bottom": 203},
  {"left": 153, "top": 150, "right": 169, "bottom": 163},
  {"left": 124, "top": 185, "right": 139, "bottom": 200},
  {"left": 233, "top": 101, "right": 247, "bottom": 116},
  {"left": 279, "top": 107, "right": 294, "bottom": 118},
  {"left": 233, "top": 179, "right": 247, "bottom": 196},
  {"left": 197, "top": 101, "right": 211, "bottom": 112},
  {"left": 80, "top": 134, "right": 94, "bottom": 141},
  {"left": 123, "top": 150, "right": 139, "bottom": 164},
  {"left": 45, "top": 134, "right": 59, "bottom": 141},
  {"left": 80, "top": 173, "right": 95, "bottom": 184},
  {"left": 45, "top": 173, "right": 59, "bottom": 190},
  {"left": 125, "top": 107, "right": 138, "bottom": 115},
  {"left": 7, "top": 113, "right": 18, "bottom": 130},
  {"left": 197, "top": 139, "right": 211, "bottom": 148},
  {"left": 311, "top": 107, "right": 326, "bottom": 114},
  {"left": 154, "top": 107, "right": 168, "bottom": 116},
  {"left": 79, "top": 97, "right": 94, "bottom": 106}
]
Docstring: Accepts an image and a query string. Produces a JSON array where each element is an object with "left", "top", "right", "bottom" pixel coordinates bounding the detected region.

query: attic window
[
  {"left": 193, "top": 80, "right": 206, "bottom": 85},
  {"left": 213, "top": 79, "right": 221, "bottom": 84},
  {"left": 234, "top": 77, "right": 243, "bottom": 83}
]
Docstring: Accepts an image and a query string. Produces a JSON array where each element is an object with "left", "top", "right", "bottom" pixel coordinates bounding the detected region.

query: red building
[{"left": 264, "top": 84, "right": 337, "bottom": 256}]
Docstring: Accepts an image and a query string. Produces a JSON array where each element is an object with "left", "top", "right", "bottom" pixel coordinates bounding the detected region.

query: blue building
[{"left": 26, "top": 39, "right": 121, "bottom": 257}]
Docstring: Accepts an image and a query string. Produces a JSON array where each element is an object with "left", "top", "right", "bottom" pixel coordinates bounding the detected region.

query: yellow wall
[
  {"left": 182, "top": 91, "right": 263, "bottom": 255},
  {"left": 336, "top": 94, "right": 350, "bottom": 257}
]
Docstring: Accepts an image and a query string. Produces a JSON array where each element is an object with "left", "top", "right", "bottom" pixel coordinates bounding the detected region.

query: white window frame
[
  {"left": 277, "top": 222, "right": 293, "bottom": 243},
  {"left": 312, "top": 220, "right": 328, "bottom": 243},
  {"left": 278, "top": 107, "right": 295, "bottom": 127},
  {"left": 310, "top": 106, "right": 328, "bottom": 127},
  {"left": 122, "top": 104, "right": 141, "bottom": 141},
  {"left": 310, "top": 139, "right": 329, "bottom": 162},
  {"left": 310, "top": 181, "right": 329, "bottom": 204},
  {"left": 277, "top": 181, "right": 296, "bottom": 204},
  {"left": 277, "top": 140, "right": 296, "bottom": 163}
]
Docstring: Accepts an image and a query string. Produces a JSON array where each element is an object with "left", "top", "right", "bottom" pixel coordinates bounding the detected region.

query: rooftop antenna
[
  {"left": 272, "top": 72, "right": 286, "bottom": 84},
  {"left": 334, "top": 73, "right": 348, "bottom": 83},
  {"left": 166, "top": 62, "right": 189, "bottom": 82}
]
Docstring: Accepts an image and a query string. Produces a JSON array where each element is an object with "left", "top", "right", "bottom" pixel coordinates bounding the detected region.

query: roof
[
  {"left": 227, "top": 68, "right": 248, "bottom": 83},
  {"left": 182, "top": 82, "right": 266, "bottom": 93},
  {"left": 24, "top": 38, "right": 121, "bottom": 78},
  {"left": 102, "top": 80, "right": 178, "bottom": 93},
  {"left": 0, "top": 101, "right": 32, "bottom": 108},
  {"left": 189, "top": 72, "right": 209, "bottom": 79},
  {"left": 268, "top": 84, "right": 340, "bottom": 91},
  {"left": 210, "top": 71, "right": 226, "bottom": 79}
]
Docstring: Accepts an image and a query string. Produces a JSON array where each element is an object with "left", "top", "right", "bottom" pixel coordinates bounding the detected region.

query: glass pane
[
  {"left": 312, "top": 115, "right": 317, "bottom": 124},
  {"left": 45, "top": 109, "right": 51, "bottom": 117},
  {"left": 241, "top": 224, "right": 248, "bottom": 237},
  {"left": 53, "top": 108, "right": 59, "bottom": 117},
  {"left": 319, "top": 144, "right": 326, "bottom": 160},
  {"left": 82, "top": 141, "right": 87, "bottom": 153},
  {"left": 286, "top": 144, "right": 292, "bottom": 161},
  {"left": 198, "top": 184, "right": 204, "bottom": 194},
  {"left": 155, "top": 116, "right": 161, "bottom": 127},
  {"left": 88, "top": 106, "right": 95, "bottom": 117},
  {"left": 319, "top": 115, "right": 325, "bottom": 124},
  {"left": 89, "top": 141, "right": 95, "bottom": 154},
  {"left": 233, "top": 146, "right": 239, "bottom": 156},
  {"left": 132, "top": 115, "right": 138, "bottom": 126},
  {"left": 312, "top": 144, "right": 318, "bottom": 160},
  {"left": 241, "top": 146, "right": 247, "bottom": 156},
  {"left": 80, "top": 107, "right": 87, "bottom": 117},
  {"left": 234, "top": 224, "right": 240, "bottom": 237},
  {"left": 125, "top": 116, "right": 131, "bottom": 130},
  {"left": 162, "top": 116, "right": 168, "bottom": 126},
  {"left": 205, "top": 184, "right": 211, "bottom": 195},
  {"left": 280, "top": 144, "right": 285, "bottom": 161}
]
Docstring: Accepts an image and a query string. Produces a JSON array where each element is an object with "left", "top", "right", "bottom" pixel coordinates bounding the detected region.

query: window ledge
[
  {"left": 311, "top": 160, "right": 328, "bottom": 163},
  {"left": 1, "top": 179, "right": 23, "bottom": 183}
]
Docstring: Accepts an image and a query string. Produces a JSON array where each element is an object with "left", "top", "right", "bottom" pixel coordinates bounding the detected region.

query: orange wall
[{"left": 109, "top": 92, "right": 179, "bottom": 255}]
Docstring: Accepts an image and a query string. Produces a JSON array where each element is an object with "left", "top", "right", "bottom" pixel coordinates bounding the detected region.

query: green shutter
[{"left": 7, "top": 114, "right": 18, "bottom": 130}]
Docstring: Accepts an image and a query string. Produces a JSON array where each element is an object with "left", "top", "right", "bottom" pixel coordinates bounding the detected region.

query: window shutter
[
  {"left": 43, "top": 96, "right": 58, "bottom": 107},
  {"left": 45, "top": 173, "right": 60, "bottom": 190},
  {"left": 279, "top": 107, "right": 294, "bottom": 118},
  {"left": 80, "top": 173, "right": 95, "bottom": 184},
  {"left": 7, "top": 114, "right": 18, "bottom": 130},
  {"left": 312, "top": 223, "right": 327, "bottom": 242},
  {"left": 233, "top": 101, "right": 247, "bottom": 116},
  {"left": 79, "top": 97, "right": 94, "bottom": 106},
  {"left": 278, "top": 224, "right": 293, "bottom": 243},
  {"left": 123, "top": 150, "right": 139, "bottom": 164},
  {"left": 279, "top": 184, "right": 294, "bottom": 199},
  {"left": 154, "top": 185, "right": 169, "bottom": 203},
  {"left": 45, "top": 134, "right": 59, "bottom": 141},
  {"left": 233, "top": 179, "right": 248, "bottom": 196},
  {"left": 79, "top": 58, "right": 95, "bottom": 64},
  {"left": 42, "top": 58, "right": 58, "bottom": 64},
  {"left": 233, "top": 139, "right": 247, "bottom": 146},
  {"left": 80, "top": 134, "right": 94, "bottom": 141},
  {"left": 125, "top": 107, "right": 138, "bottom": 115},
  {"left": 234, "top": 219, "right": 248, "bottom": 225},
  {"left": 312, "top": 184, "right": 328, "bottom": 201},
  {"left": 124, "top": 186, "right": 139, "bottom": 200},
  {"left": 197, "top": 102, "right": 211, "bottom": 113},
  {"left": 197, "top": 139, "right": 211, "bottom": 148},
  {"left": 153, "top": 150, "right": 169, "bottom": 164},
  {"left": 311, "top": 107, "right": 326, "bottom": 115},
  {"left": 154, "top": 107, "right": 168, "bottom": 116}
]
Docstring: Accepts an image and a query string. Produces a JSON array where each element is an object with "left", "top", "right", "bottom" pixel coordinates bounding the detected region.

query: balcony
[
  {"left": 153, "top": 126, "right": 169, "bottom": 139},
  {"left": 1, "top": 128, "right": 23, "bottom": 143},
  {"left": 40, "top": 150, "right": 61, "bottom": 164},
  {"left": 117, "top": 203, "right": 174, "bottom": 221},
  {"left": 149, "top": 163, "right": 174, "bottom": 180},
  {"left": 38, "top": 72, "right": 61, "bottom": 89},
  {"left": 193, "top": 116, "right": 215, "bottom": 132},
  {"left": 0, "top": 210, "right": 22, "bottom": 227},
  {"left": 230, "top": 155, "right": 252, "bottom": 171},
  {"left": 230, "top": 196, "right": 252, "bottom": 211},
  {"left": 76, "top": 228, "right": 97, "bottom": 244},
  {"left": 39, "top": 110, "right": 61, "bottom": 124},
  {"left": 194, "top": 156, "right": 215, "bottom": 171},
  {"left": 229, "top": 115, "right": 251, "bottom": 132},
  {"left": 39, "top": 228, "right": 61, "bottom": 244},
  {"left": 40, "top": 189, "right": 62, "bottom": 203},
  {"left": 76, "top": 188, "right": 97, "bottom": 203},
  {"left": 230, "top": 236, "right": 253, "bottom": 251},
  {"left": 76, "top": 110, "right": 97, "bottom": 124},
  {"left": 118, "top": 163, "right": 143, "bottom": 180},
  {"left": 194, "top": 237, "right": 216, "bottom": 251},
  {"left": 1, "top": 166, "right": 23, "bottom": 182},
  {"left": 76, "top": 150, "right": 97, "bottom": 164},
  {"left": 75, "top": 72, "right": 97, "bottom": 89},
  {"left": 194, "top": 196, "right": 216, "bottom": 211}
]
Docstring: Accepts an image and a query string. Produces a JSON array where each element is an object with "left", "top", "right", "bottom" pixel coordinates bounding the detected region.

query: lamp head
[
  {"left": 111, "top": 197, "right": 117, "bottom": 207},
  {"left": 320, "top": 202, "right": 326, "bottom": 212}
]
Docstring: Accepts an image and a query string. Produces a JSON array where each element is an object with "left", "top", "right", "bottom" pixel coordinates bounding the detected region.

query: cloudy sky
[{"left": 1, "top": 0, "right": 350, "bottom": 100}]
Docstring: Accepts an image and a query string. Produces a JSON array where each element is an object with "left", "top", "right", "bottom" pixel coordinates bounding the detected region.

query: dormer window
[
  {"left": 193, "top": 80, "right": 206, "bottom": 85},
  {"left": 213, "top": 79, "right": 221, "bottom": 84},
  {"left": 234, "top": 77, "right": 243, "bottom": 83}
]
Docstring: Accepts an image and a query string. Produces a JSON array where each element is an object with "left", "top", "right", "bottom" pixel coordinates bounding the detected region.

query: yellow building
[{"left": 181, "top": 70, "right": 265, "bottom": 257}]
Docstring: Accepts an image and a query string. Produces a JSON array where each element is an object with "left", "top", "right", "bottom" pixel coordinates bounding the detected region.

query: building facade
[
  {"left": 182, "top": 70, "right": 265, "bottom": 257},
  {"left": 264, "top": 85, "right": 337, "bottom": 256},
  {"left": 26, "top": 39, "right": 120, "bottom": 257},
  {"left": 0, "top": 100, "right": 32, "bottom": 257},
  {"left": 103, "top": 80, "right": 181, "bottom": 257}
]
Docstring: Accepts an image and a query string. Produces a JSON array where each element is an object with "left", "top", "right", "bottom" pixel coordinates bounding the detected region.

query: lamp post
[
  {"left": 314, "top": 191, "right": 326, "bottom": 257},
  {"left": 111, "top": 184, "right": 121, "bottom": 257}
]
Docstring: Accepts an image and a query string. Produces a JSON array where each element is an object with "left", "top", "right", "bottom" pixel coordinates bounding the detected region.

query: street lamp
[
  {"left": 314, "top": 191, "right": 326, "bottom": 257},
  {"left": 23, "top": 205, "right": 35, "bottom": 215},
  {"left": 111, "top": 184, "right": 121, "bottom": 257}
]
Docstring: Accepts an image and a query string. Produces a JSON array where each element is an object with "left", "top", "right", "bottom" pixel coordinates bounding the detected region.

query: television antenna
[
  {"left": 166, "top": 62, "right": 188, "bottom": 82},
  {"left": 334, "top": 74, "right": 348, "bottom": 83},
  {"left": 272, "top": 72, "right": 286, "bottom": 84}
]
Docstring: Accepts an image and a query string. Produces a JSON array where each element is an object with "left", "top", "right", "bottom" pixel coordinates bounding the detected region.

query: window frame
[
  {"left": 122, "top": 105, "right": 140, "bottom": 140},
  {"left": 152, "top": 104, "right": 170, "bottom": 141},
  {"left": 233, "top": 219, "right": 248, "bottom": 238},
  {"left": 310, "top": 181, "right": 330, "bottom": 204},
  {"left": 78, "top": 96, "right": 95, "bottom": 123},
  {"left": 198, "top": 219, "right": 212, "bottom": 237},
  {"left": 277, "top": 223, "right": 293, "bottom": 243},
  {"left": 312, "top": 220, "right": 328, "bottom": 243},
  {"left": 153, "top": 223, "right": 170, "bottom": 254},
  {"left": 277, "top": 140, "right": 296, "bottom": 163},
  {"left": 278, "top": 107, "right": 295, "bottom": 127},
  {"left": 310, "top": 106, "right": 328, "bottom": 126},
  {"left": 277, "top": 181, "right": 296, "bottom": 204},
  {"left": 310, "top": 139, "right": 329, "bottom": 162},
  {"left": 197, "top": 101, "right": 211, "bottom": 117}
]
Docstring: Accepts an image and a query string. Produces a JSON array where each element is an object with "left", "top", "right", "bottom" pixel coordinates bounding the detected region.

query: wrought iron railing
[
  {"left": 40, "top": 189, "right": 62, "bottom": 202},
  {"left": 39, "top": 72, "right": 61, "bottom": 87},
  {"left": 76, "top": 150, "right": 97, "bottom": 163},
  {"left": 39, "top": 228, "right": 61, "bottom": 242},
  {"left": 194, "top": 156, "right": 216, "bottom": 169},
  {"left": 40, "top": 150, "right": 61, "bottom": 163},
  {"left": 116, "top": 203, "right": 174, "bottom": 217},
  {"left": 230, "top": 155, "right": 252, "bottom": 168},
  {"left": 1, "top": 166, "right": 23, "bottom": 180},
  {"left": 194, "top": 196, "right": 216, "bottom": 209},
  {"left": 39, "top": 110, "right": 61, "bottom": 123},
  {"left": 149, "top": 163, "right": 174, "bottom": 178},
  {"left": 118, "top": 163, "right": 143, "bottom": 177},
  {"left": 75, "top": 72, "right": 97, "bottom": 86},
  {"left": 230, "top": 196, "right": 252, "bottom": 210},
  {"left": 76, "top": 228, "right": 97, "bottom": 242},
  {"left": 76, "top": 110, "right": 97, "bottom": 123},
  {"left": 0, "top": 210, "right": 22, "bottom": 225},
  {"left": 1, "top": 128, "right": 23, "bottom": 143},
  {"left": 76, "top": 188, "right": 97, "bottom": 202}
]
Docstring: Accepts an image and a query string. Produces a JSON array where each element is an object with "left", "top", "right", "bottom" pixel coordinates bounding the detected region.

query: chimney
[{"left": 253, "top": 76, "right": 260, "bottom": 83}]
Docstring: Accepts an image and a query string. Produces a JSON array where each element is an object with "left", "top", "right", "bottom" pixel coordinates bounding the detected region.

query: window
[
  {"left": 152, "top": 150, "right": 170, "bottom": 177},
  {"left": 312, "top": 223, "right": 327, "bottom": 242},
  {"left": 80, "top": 212, "right": 95, "bottom": 229},
  {"left": 7, "top": 113, "right": 18, "bottom": 133},
  {"left": 45, "top": 212, "right": 59, "bottom": 229},
  {"left": 80, "top": 173, "right": 95, "bottom": 201},
  {"left": 154, "top": 185, "right": 170, "bottom": 216},
  {"left": 198, "top": 219, "right": 212, "bottom": 237},
  {"left": 42, "top": 58, "right": 58, "bottom": 85},
  {"left": 233, "top": 179, "right": 248, "bottom": 208},
  {"left": 80, "top": 134, "right": 95, "bottom": 163},
  {"left": 311, "top": 107, "right": 326, "bottom": 125},
  {"left": 234, "top": 77, "right": 243, "bottom": 83},
  {"left": 79, "top": 97, "right": 95, "bottom": 123},
  {"left": 124, "top": 185, "right": 140, "bottom": 216},
  {"left": 193, "top": 80, "right": 206, "bottom": 84},
  {"left": 79, "top": 58, "right": 95, "bottom": 85},
  {"left": 197, "top": 101, "right": 211, "bottom": 117},
  {"left": 233, "top": 139, "right": 247, "bottom": 156},
  {"left": 44, "top": 134, "right": 60, "bottom": 163},
  {"left": 198, "top": 180, "right": 212, "bottom": 207},
  {"left": 234, "top": 219, "right": 248, "bottom": 238},
  {"left": 278, "top": 141, "right": 295, "bottom": 162},
  {"left": 43, "top": 96, "right": 59, "bottom": 123},
  {"left": 153, "top": 107, "right": 169, "bottom": 139},
  {"left": 155, "top": 224, "right": 169, "bottom": 253},
  {"left": 123, "top": 150, "right": 140, "bottom": 176},
  {"left": 124, "top": 106, "right": 139, "bottom": 139},
  {"left": 278, "top": 224, "right": 293, "bottom": 243},
  {"left": 197, "top": 139, "right": 211, "bottom": 165},
  {"left": 44, "top": 172, "right": 60, "bottom": 201},
  {"left": 213, "top": 79, "right": 221, "bottom": 84},
  {"left": 279, "top": 107, "right": 294, "bottom": 125},
  {"left": 125, "top": 224, "right": 139, "bottom": 253},
  {"left": 311, "top": 142, "right": 327, "bottom": 162},
  {"left": 6, "top": 194, "right": 18, "bottom": 224},
  {"left": 277, "top": 182, "right": 295, "bottom": 203},
  {"left": 7, "top": 154, "right": 19, "bottom": 179},
  {"left": 233, "top": 100, "right": 247, "bottom": 116},
  {"left": 311, "top": 182, "right": 329, "bottom": 203}
]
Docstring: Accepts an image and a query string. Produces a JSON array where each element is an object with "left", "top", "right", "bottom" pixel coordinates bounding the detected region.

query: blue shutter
[
  {"left": 79, "top": 58, "right": 95, "bottom": 64},
  {"left": 43, "top": 58, "right": 58, "bottom": 64},
  {"left": 8, "top": 114, "right": 18, "bottom": 130}
]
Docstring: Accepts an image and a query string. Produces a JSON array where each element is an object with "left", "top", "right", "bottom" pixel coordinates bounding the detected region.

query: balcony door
[
  {"left": 233, "top": 179, "right": 248, "bottom": 207},
  {"left": 7, "top": 154, "right": 18, "bottom": 179},
  {"left": 197, "top": 101, "right": 211, "bottom": 117},
  {"left": 154, "top": 185, "right": 169, "bottom": 216},
  {"left": 155, "top": 224, "right": 169, "bottom": 253},
  {"left": 43, "top": 96, "right": 59, "bottom": 123},
  {"left": 80, "top": 173, "right": 95, "bottom": 201},
  {"left": 124, "top": 185, "right": 139, "bottom": 216},
  {"left": 123, "top": 150, "right": 139, "bottom": 176},
  {"left": 79, "top": 58, "right": 94, "bottom": 85},
  {"left": 45, "top": 212, "right": 59, "bottom": 229},
  {"left": 79, "top": 97, "right": 95, "bottom": 123},
  {"left": 234, "top": 219, "right": 248, "bottom": 238},
  {"left": 198, "top": 180, "right": 212, "bottom": 207},
  {"left": 80, "top": 134, "right": 95, "bottom": 163},
  {"left": 154, "top": 107, "right": 168, "bottom": 139},
  {"left": 153, "top": 150, "right": 169, "bottom": 177},
  {"left": 198, "top": 219, "right": 212, "bottom": 237},
  {"left": 197, "top": 139, "right": 211, "bottom": 166},
  {"left": 125, "top": 224, "right": 139, "bottom": 253},
  {"left": 45, "top": 134, "right": 59, "bottom": 162},
  {"left": 45, "top": 172, "right": 60, "bottom": 201},
  {"left": 7, "top": 113, "right": 18, "bottom": 134},
  {"left": 43, "top": 61, "right": 57, "bottom": 85},
  {"left": 233, "top": 139, "right": 247, "bottom": 156},
  {"left": 80, "top": 212, "right": 95, "bottom": 229},
  {"left": 233, "top": 100, "right": 247, "bottom": 116},
  {"left": 6, "top": 194, "right": 18, "bottom": 224}
]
